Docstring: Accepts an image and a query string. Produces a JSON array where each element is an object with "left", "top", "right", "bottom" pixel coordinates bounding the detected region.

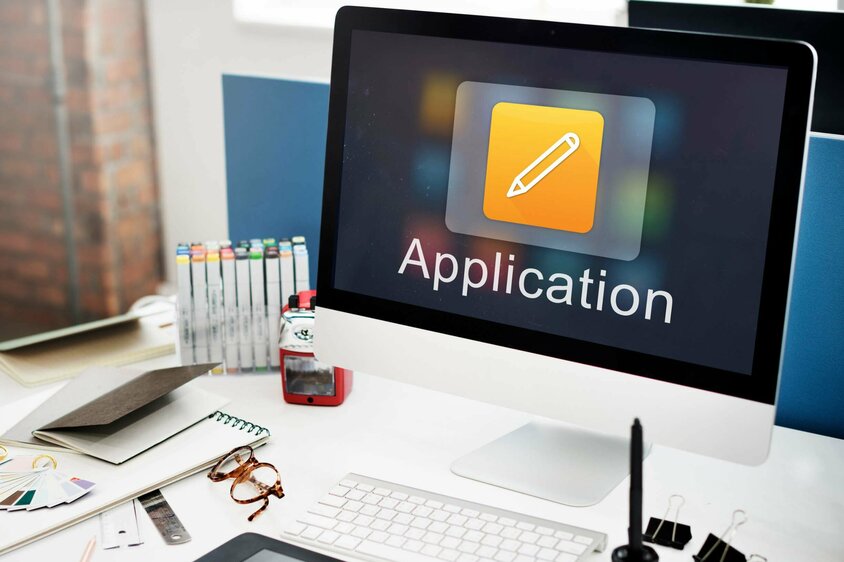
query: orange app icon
[{"left": 483, "top": 102, "right": 605, "bottom": 233}]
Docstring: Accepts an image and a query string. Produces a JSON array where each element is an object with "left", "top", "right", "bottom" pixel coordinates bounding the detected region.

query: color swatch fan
[{"left": 0, "top": 453, "right": 95, "bottom": 511}]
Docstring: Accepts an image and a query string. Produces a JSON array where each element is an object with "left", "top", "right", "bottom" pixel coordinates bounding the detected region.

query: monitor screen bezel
[{"left": 317, "top": 6, "right": 815, "bottom": 405}]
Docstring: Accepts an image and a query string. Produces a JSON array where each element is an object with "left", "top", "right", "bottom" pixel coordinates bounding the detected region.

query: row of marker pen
[{"left": 175, "top": 237, "right": 310, "bottom": 372}]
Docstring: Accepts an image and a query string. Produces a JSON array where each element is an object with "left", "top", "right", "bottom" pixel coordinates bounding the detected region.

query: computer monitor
[
  {"left": 315, "top": 7, "right": 815, "bottom": 505},
  {"left": 629, "top": 0, "right": 844, "bottom": 136}
]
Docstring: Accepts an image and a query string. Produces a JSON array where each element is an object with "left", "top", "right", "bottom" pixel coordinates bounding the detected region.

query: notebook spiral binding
[{"left": 208, "top": 411, "right": 270, "bottom": 436}]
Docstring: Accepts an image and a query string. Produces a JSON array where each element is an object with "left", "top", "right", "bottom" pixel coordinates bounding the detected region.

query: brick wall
[{"left": 0, "top": 0, "right": 160, "bottom": 338}]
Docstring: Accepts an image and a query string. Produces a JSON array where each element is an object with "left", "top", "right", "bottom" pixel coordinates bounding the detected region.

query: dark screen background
[{"left": 332, "top": 30, "right": 788, "bottom": 375}]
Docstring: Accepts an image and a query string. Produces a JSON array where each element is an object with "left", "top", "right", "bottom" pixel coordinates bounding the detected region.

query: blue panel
[
  {"left": 777, "top": 135, "right": 844, "bottom": 438},
  {"left": 222, "top": 75, "right": 328, "bottom": 278}
]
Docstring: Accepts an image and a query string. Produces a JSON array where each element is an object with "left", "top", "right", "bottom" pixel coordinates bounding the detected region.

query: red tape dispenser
[{"left": 279, "top": 290, "right": 353, "bottom": 406}]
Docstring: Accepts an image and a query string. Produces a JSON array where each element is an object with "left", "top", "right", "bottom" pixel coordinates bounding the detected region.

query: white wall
[
  {"left": 145, "top": 1, "right": 626, "bottom": 285},
  {"left": 145, "top": 0, "right": 333, "bottom": 285}
]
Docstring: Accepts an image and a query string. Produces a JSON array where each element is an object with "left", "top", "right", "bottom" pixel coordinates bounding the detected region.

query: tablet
[{"left": 194, "top": 533, "right": 342, "bottom": 562}]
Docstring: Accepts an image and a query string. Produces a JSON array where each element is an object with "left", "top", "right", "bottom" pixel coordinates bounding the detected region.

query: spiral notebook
[{"left": 0, "top": 409, "right": 271, "bottom": 556}]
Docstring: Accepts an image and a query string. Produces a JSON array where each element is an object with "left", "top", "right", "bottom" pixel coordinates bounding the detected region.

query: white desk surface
[{"left": 1, "top": 358, "right": 842, "bottom": 562}]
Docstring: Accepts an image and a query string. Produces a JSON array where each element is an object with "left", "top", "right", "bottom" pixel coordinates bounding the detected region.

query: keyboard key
[
  {"left": 319, "top": 495, "right": 347, "bottom": 508},
  {"left": 412, "top": 505, "right": 434, "bottom": 517},
  {"left": 439, "top": 549, "right": 460, "bottom": 561},
  {"left": 494, "top": 551, "right": 517, "bottom": 562},
  {"left": 536, "top": 526, "right": 554, "bottom": 536},
  {"left": 284, "top": 522, "right": 307, "bottom": 536},
  {"left": 422, "top": 544, "right": 443, "bottom": 557},
  {"left": 363, "top": 493, "right": 382, "bottom": 505},
  {"left": 308, "top": 504, "right": 340, "bottom": 518},
  {"left": 336, "top": 510, "right": 357, "bottom": 522},
  {"left": 516, "top": 522, "right": 535, "bottom": 531},
  {"left": 394, "top": 513, "right": 414, "bottom": 525},
  {"left": 357, "top": 483, "right": 375, "bottom": 492},
  {"left": 430, "top": 521, "right": 449, "bottom": 534},
  {"left": 426, "top": 499, "right": 444, "bottom": 509},
  {"left": 301, "top": 526, "right": 322, "bottom": 540},
  {"left": 408, "top": 495, "right": 426, "bottom": 504},
  {"left": 360, "top": 505, "right": 379, "bottom": 516},
  {"left": 339, "top": 479, "right": 358, "bottom": 488},
  {"left": 445, "top": 526, "right": 467, "bottom": 539},
  {"left": 574, "top": 535, "right": 592, "bottom": 545},
  {"left": 329, "top": 486, "right": 350, "bottom": 497},
  {"left": 466, "top": 519, "right": 485, "bottom": 530},
  {"left": 369, "top": 531, "right": 388, "bottom": 543},
  {"left": 479, "top": 513, "right": 497, "bottom": 522},
  {"left": 335, "top": 535, "right": 361, "bottom": 550},
  {"left": 344, "top": 500, "right": 363, "bottom": 513},
  {"left": 405, "top": 539, "right": 424, "bottom": 552},
  {"left": 458, "top": 540, "right": 479, "bottom": 553},
  {"left": 351, "top": 526, "right": 371, "bottom": 539},
  {"left": 410, "top": 517, "right": 431, "bottom": 530},
  {"left": 373, "top": 487, "right": 391, "bottom": 496},
  {"left": 554, "top": 530, "right": 573, "bottom": 541},
  {"left": 538, "top": 547, "right": 559, "bottom": 560},
  {"left": 481, "top": 534, "right": 503, "bottom": 547},
  {"left": 386, "top": 535, "right": 406, "bottom": 548},
  {"left": 388, "top": 523, "right": 409, "bottom": 535},
  {"left": 464, "top": 530, "right": 484, "bottom": 543},
  {"left": 457, "top": 554, "right": 479, "bottom": 562},
  {"left": 406, "top": 528, "right": 426, "bottom": 540},
  {"left": 357, "top": 539, "right": 425, "bottom": 561},
  {"left": 345, "top": 489, "right": 366, "bottom": 501},
  {"left": 318, "top": 530, "right": 339, "bottom": 544},
  {"left": 518, "top": 543, "right": 539, "bottom": 556},
  {"left": 380, "top": 498, "right": 399, "bottom": 509},
  {"left": 501, "top": 527, "right": 521, "bottom": 540},
  {"left": 520, "top": 531, "right": 540, "bottom": 544},
  {"left": 499, "top": 517, "right": 516, "bottom": 527},
  {"left": 300, "top": 513, "right": 337, "bottom": 530},
  {"left": 441, "top": 536, "right": 461, "bottom": 549},
  {"left": 391, "top": 491, "right": 409, "bottom": 501},
  {"left": 554, "top": 554, "right": 577, "bottom": 562},
  {"left": 444, "top": 504, "right": 462, "bottom": 513},
  {"left": 461, "top": 508, "right": 480, "bottom": 518},
  {"left": 483, "top": 522, "right": 503, "bottom": 534},
  {"left": 371, "top": 520, "right": 390, "bottom": 531},
  {"left": 447, "top": 514, "right": 468, "bottom": 526},
  {"left": 397, "top": 501, "right": 417, "bottom": 513},
  {"left": 335, "top": 522, "right": 354, "bottom": 535},
  {"left": 537, "top": 535, "right": 558, "bottom": 548},
  {"left": 431, "top": 509, "right": 450, "bottom": 522},
  {"left": 353, "top": 514, "right": 374, "bottom": 526},
  {"left": 376, "top": 509, "right": 397, "bottom": 521},
  {"left": 557, "top": 541, "right": 587, "bottom": 555},
  {"left": 500, "top": 539, "right": 520, "bottom": 552},
  {"left": 477, "top": 545, "right": 497, "bottom": 558},
  {"left": 423, "top": 532, "right": 445, "bottom": 545}
]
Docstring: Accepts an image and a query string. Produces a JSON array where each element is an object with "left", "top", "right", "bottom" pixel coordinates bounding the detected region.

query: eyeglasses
[{"left": 207, "top": 445, "right": 284, "bottom": 521}]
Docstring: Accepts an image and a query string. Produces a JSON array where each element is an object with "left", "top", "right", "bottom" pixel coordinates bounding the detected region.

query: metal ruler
[
  {"left": 100, "top": 499, "right": 143, "bottom": 549},
  {"left": 137, "top": 489, "right": 191, "bottom": 545}
]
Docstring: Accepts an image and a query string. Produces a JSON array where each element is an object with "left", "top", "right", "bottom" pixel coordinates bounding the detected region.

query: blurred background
[{"left": 0, "top": 0, "right": 839, "bottom": 341}]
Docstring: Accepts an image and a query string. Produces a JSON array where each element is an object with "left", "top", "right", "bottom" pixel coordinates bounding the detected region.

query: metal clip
[
  {"left": 694, "top": 509, "right": 748, "bottom": 562},
  {"left": 644, "top": 494, "right": 692, "bottom": 549}
]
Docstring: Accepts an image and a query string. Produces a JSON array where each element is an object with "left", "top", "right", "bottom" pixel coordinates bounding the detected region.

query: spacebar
[{"left": 356, "top": 540, "right": 434, "bottom": 561}]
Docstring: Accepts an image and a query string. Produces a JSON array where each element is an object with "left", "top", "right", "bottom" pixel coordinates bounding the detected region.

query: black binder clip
[
  {"left": 644, "top": 494, "right": 692, "bottom": 549},
  {"left": 693, "top": 509, "right": 748, "bottom": 562}
]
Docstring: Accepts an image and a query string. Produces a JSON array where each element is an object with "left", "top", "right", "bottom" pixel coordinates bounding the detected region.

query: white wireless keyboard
[{"left": 283, "top": 473, "right": 607, "bottom": 562}]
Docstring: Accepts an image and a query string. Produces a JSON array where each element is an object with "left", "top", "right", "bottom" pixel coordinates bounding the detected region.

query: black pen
[
  {"left": 630, "top": 418, "right": 643, "bottom": 556},
  {"left": 612, "top": 418, "right": 658, "bottom": 561}
]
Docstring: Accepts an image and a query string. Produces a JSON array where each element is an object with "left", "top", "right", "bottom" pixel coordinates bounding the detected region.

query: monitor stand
[{"left": 451, "top": 419, "right": 648, "bottom": 507}]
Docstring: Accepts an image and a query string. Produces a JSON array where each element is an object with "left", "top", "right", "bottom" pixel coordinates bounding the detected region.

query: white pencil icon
[{"left": 506, "top": 132, "right": 580, "bottom": 198}]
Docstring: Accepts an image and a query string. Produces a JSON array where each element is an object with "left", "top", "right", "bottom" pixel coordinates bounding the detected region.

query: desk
[{"left": 1, "top": 359, "right": 842, "bottom": 562}]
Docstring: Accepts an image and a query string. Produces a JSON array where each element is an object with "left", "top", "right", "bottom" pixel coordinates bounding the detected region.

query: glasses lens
[
  {"left": 232, "top": 465, "right": 278, "bottom": 501},
  {"left": 215, "top": 447, "right": 252, "bottom": 476}
]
